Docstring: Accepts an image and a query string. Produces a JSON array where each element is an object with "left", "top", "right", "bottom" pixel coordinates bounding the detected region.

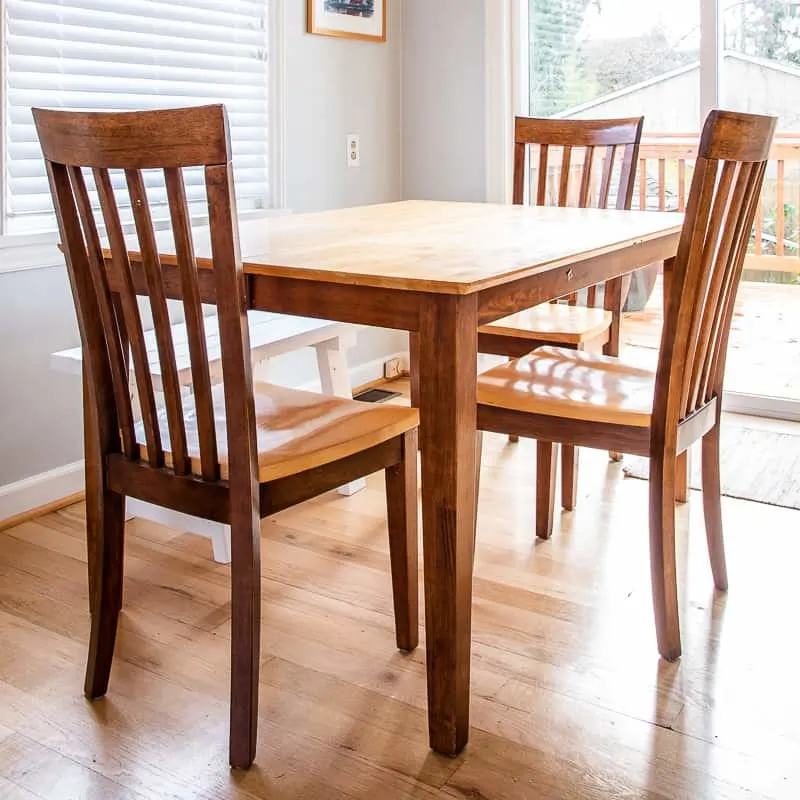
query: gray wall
[
  {"left": 402, "top": 0, "right": 486, "bottom": 202},
  {"left": 0, "top": 2, "right": 406, "bottom": 487}
]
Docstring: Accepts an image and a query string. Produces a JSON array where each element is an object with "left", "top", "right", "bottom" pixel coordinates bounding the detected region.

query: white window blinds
[{"left": 3, "top": 0, "right": 270, "bottom": 235}]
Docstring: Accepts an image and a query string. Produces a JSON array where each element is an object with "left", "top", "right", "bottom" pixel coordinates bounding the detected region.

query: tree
[
  {"left": 724, "top": 0, "right": 800, "bottom": 64},
  {"left": 580, "top": 27, "right": 699, "bottom": 95},
  {"left": 529, "top": 0, "right": 600, "bottom": 116}
]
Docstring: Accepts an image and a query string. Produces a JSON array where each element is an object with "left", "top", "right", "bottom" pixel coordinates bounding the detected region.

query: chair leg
[
  {"left": 536, "top": 441, "right": 558, "bottom": 540},
  {"left": 701, "top": 425, "right": 728, "bottom": 591},
  {"left": 229, "top": 510, "right": 262, "bottom": 770},
  {"left": 83, "top": 487, "right": 126, "bottom": 700},
  {"left": 648, "top": 452, "right": 681, "bottom": 661},
  {"left": 561, "top": 444, "right": 578, "bottom": 510},
  {"left": 675, "top": 450, "right": 690, "bottom": 504},
  {"left": 385, "top": 429, "right": 419, "bottom": 652}
]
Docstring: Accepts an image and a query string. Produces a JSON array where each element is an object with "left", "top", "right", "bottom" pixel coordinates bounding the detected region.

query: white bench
[{"left": 51, "top": 311, "right": 364, "bottom": 564}]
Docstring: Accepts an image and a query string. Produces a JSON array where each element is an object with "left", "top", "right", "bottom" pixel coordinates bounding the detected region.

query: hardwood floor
[{"left": 1, "top": 392, "right": 799, "bottom": 797}]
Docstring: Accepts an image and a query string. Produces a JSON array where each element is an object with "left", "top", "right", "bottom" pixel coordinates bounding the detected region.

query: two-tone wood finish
[
  {"left": 477, "top": 109, "right": 778, "bottom": 661},
  {"left": 120, "top": 195, "right": 681, "bottom": 757},
  {"left": 33, "top": 105, "right": 420, "bottom": 770}
]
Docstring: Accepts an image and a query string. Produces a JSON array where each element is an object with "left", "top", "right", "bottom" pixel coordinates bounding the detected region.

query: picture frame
[{"left": 307, "top": 0, "right": 386, "bottom": 43}]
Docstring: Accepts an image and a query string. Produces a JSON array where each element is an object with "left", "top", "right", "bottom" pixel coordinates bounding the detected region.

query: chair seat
[
  {"left": 479, "top": 303, "right": 613, "bottom": 345},
  {"left": 477, "top": 346, "right": 655, "bottom": 427},
  {"left": 137, "top": 383, "right": 419, "bottom": 482}
]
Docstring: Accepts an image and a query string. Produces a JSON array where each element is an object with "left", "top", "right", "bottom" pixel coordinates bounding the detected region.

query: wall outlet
[
  {"left": 347, "top": 133, "right": 360, "bottom": 168},
  {"left": 383, "top": 356, "right": 402, "bottom": 380}
]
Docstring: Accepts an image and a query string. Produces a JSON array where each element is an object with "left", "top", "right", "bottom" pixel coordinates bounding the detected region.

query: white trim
[
  {"left": 512, "top": 0, "right": 529, "bottom": 117},
  {"left": 484, "top": 0, "right": 514, "bottom": 204},
  {"left": 700, "top": 0, "right": 722, "bottom": 118},
  {"left": 269, "top": 0, "right": 288, "bottom": 210},
  {"left": 722, "top": 392, "right": 800, "bottom": 423},
  {"left": 0, "top": 460, "right": 84, "bottom": 523},
  {"left": 0, "top": 0, "right": 7, "bottom": 235}
]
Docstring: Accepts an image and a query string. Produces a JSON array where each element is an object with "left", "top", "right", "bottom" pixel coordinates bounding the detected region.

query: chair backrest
[
  {"left": 34, "top": 105, "right": 257, "bottom": 490},
  {"left": 513, "top": 115, "right": 643, "bottom": 211},
  {"left": 513, "top": 115, "right": 644, "bottom": 306},
  {"left": 654, "top": 109, "right": 776, "bottom": 434}
]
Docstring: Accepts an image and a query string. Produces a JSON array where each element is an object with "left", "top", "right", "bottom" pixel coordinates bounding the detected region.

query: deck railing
[{"left": 639, "top": 133, "right": 800, "bottom": 278}]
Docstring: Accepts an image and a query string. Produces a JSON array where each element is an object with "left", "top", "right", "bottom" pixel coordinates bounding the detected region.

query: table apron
[
  {"left": 248, "top": 275, "right": 424, "bottom": 332},
  {"left": 477, "top": 233, "right": 679, "bottom": 326}
]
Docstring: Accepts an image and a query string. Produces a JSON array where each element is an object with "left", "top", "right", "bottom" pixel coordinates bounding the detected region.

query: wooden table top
[{"left": 224, "top": 200, "right": 682, "bottom": 295}]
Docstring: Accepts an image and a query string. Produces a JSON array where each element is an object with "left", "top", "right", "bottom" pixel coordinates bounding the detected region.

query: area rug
[{"left": 622, "top": 426, "right": 800, "bottom": 510}]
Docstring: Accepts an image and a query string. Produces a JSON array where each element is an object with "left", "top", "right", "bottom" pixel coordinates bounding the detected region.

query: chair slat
[
  {"left": 597, "top": 145, "right": 617, "bottom": 208},
  {"left": 94, "top": 167, "right": 163, "bottom": 468},
  {"left": 685, "top": 161, "right": 748, "bottom": 412},
  {"left": 69, "top": 166, "right": 137, "bottom": 459},
  {"left": 578, "top": 146, "right": 595, "bottom": 207},
  {"left": 557, "top": 145, "right": 572, "bottom": 206},
  {"left": 616, "top": 142, "right": 639, "bottom": 211},
  {"left": 536, "top": 145, "right": 549, "bottom": 206},
  {"left": 126, "top": 168, "right": 190, "bottom": 476},
  {"left": 700, "top": 161, "right": 767, "bottom": 405},
  {"left": 165, "top": 167, "right": 220, "bottom": 482},
  {"left": 512, "top": 141, "right": 526, "bottom": 205}
]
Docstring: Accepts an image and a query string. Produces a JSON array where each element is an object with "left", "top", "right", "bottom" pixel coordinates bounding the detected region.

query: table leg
[{"left": 417, "top": 293, "right": 477, "bottom": 756}]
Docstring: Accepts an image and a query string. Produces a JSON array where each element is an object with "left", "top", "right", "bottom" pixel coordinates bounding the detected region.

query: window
[{"left": 1, "top": 0, "right": 270, "bottom": 236}]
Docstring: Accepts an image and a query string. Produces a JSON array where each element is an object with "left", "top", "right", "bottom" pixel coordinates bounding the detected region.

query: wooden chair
[
  {"left": 33, "top": 104, "right": 420, "bottom": 770},
  {"left": 476, "top": 109, "right": 777, "bottom": 661},
  {"left": 476, "top": 116, "right": 644, "bottom": 510}
]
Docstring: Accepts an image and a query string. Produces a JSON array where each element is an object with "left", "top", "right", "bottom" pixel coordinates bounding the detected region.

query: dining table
[{"left": 114, "top": 198, "right": 684, "bottom": 756}]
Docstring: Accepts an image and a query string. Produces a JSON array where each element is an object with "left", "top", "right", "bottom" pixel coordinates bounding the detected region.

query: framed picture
[{"left": 307, "top": 0, "right": 386, "bottom": 43}]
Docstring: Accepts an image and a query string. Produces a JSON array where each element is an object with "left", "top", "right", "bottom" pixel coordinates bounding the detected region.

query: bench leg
[
  {"left": 126, "top": 498, "right": 232, "bottom": 565},
  {"left": 315, "top": 339, "right": 366, "bottom": 496}
]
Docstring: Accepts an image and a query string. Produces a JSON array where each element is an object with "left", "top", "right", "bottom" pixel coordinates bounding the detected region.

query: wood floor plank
[{"left": 1, "top": 392, "right": 799, "bottom": 798}]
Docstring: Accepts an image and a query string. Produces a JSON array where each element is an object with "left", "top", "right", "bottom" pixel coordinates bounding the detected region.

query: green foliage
[
  {"left": 529, "top": 0, "right": 598, "bottom": 116},
  {"left": 724, "top": 0, "right": 800, "bottom": 64}
]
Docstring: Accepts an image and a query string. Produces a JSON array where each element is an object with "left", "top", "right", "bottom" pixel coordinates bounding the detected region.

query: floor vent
[{"left": 353, "top": 387, "right": 401, "bottom": 403}]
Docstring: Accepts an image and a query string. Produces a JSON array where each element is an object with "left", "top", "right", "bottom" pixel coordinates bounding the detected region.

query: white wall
[
  {"left": 0, "top": 0, "right": 406, "bottom": 493},
  {"left": 402, "top": 0, "right": 487, "bottom": 202}
]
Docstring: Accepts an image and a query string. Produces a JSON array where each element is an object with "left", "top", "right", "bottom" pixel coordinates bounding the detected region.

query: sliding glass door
[{"left": 523, "top": 0, "right": 800, "bottom": 419}]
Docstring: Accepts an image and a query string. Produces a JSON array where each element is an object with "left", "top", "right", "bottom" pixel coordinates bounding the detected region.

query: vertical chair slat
[
  {"left": 94, "top": 168, "right": 163, "bottom": 468},
  {"left": 676, "top": 158, "right": 726, "bottom": 417},
  {"left": 536, "top": 145, "right": 549, "bottom": 205},
  {"left": 700, "top": 161, "right": 767, "bottom": 405},
  {"left": 512, "top": 141, "right": 526, "bottom": 205},
  {"left": 165, "top": 167, "right": 220, "bottom": 482},
  {"left": 69, "top": 166, "right": 137, "bottom": 459},
  {"left": 615, "top": 142, "right": 639, "bottom": 211},
  {"left": 126, "top": 169, "right": 190, "bottom": 475},
  {"left": 557, "top": 145, "right": 572, "bottom": 206},
  {"left": 578, "top": 146, "right": 595, "bottom": 208},
  {"left": 598, "top": 145, "right": 617, "bottom": 208},
  {"left": 686, "top": 161, "right": 748, "bottom": 412}
]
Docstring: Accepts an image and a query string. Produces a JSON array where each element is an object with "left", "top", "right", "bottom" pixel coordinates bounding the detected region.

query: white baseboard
[{"left": 0, "top": 460, "right": 85, "bottom": 523}]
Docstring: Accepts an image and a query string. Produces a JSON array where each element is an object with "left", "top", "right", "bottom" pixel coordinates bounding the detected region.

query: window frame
[{"left": 0, "top": 0, "right": 287, "bottom": 272}]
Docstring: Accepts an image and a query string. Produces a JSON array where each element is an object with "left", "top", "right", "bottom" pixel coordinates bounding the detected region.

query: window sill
[{"left": 0, "top": 208, "right": 291, "bottom": 276}]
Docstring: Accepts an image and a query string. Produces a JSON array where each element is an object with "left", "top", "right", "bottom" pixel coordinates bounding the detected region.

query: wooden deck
[{"left": 623, "top": 276, "right": 800, "bottom": 402}]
